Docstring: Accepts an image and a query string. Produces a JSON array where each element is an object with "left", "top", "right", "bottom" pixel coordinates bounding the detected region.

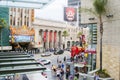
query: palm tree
[
  {"left": 0, "top": 18, "right": 7, "bottom": 51},
  {"left": 80, "top": 0, "right": 108, "bottom": 70},
  {"left": 62, "top": 30, "right": 69, "bottom": 49},
  {"left": 77, "top": 32, "right": 83, "bottom": 47}
]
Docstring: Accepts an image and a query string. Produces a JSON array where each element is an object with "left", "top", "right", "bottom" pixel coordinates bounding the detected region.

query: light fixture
[
  {"left": 106, "top": 14, "right": 113, "bottom": 18},
  {"left": 89, "top": 17, "right": 95, "bottom": 20}
]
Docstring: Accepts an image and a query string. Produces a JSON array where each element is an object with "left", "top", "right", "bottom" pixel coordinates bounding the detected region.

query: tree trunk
[{"left": 99, "top": 15, "right": 103, "bottom": 71}]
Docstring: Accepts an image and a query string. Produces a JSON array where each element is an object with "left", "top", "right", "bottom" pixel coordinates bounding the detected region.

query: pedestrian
[
  {"left": 52, "top": 65, "right": 56, "bottom": 72},
  {"left": 57, "top": 56, "right": 59, "bottom": 63},
  {"left": 66, "top": 68, "right": 70, "bottom": 80},
  {"left": 60, "top": 68, "right": 64, "bottom": 79},
  {"left": 69, "top": 74, "right": 73, "bottom": 80},
  {"left": 61, "top": 63, "right": 64, "bottom": 69},
  {"left": 94, "top": 72, "right": 99, "bottom": 80},
  {"left": 74, "top": 76, "right": 78, "bottom": 80},
  {"left": 63, "top": 56, "right": 66, "bottom": 62}
]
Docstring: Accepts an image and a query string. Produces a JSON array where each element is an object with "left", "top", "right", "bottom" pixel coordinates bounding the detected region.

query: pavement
[{"left": 33, "top": 51, "right": 71, "bottom": 80}]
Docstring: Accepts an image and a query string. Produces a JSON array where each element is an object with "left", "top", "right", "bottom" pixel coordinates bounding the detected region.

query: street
[{"left": 33, "top": 51, "right": 71, "bottom": 80}]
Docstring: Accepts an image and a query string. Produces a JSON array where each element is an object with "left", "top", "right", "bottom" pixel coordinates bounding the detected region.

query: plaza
[{"left": 0, "top": 0, "right": 120, "bottom": 80}]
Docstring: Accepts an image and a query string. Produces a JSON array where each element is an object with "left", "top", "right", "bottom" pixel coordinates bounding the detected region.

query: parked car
[
  {"left": 54, "top": 50, "right": 64, "bottom": 55},
  {"left": 41, "top": 52, "right": 51, "bottom": 57},
  {"left": 37, "top": 59, "right": 51, "bottom": 65},
  {"left": 66, "top": 48, "right": 71, "bottom": 51}
]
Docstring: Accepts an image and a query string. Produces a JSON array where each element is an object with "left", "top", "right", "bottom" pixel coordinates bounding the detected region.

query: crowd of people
[{"left": 51, "top": 56, "right": 81, "bottom": 80}]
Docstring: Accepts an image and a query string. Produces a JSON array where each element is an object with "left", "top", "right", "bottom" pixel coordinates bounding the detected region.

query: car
[
  {"left": 37, "top": 59, "right": 51, "bottom": 65},
  {"left": 54, "top": 50, "right": 64, "bottom": 55},
  {"left": 66, "top": 48, "right": 71, "bottom": 51},
  {"left": 41, "top": 52, "right": 51, "bottom": 57}
]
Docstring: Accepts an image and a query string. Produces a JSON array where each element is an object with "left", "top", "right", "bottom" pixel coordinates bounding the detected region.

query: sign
[
  {"left": 64, "top": 7, "right": 77, "bottom": 22},
  {"left": 13, "top": 35, "right": 34, "bottom": 42},
  {"left": 0, "top": 46, "right": 12, "bottom": 50}
]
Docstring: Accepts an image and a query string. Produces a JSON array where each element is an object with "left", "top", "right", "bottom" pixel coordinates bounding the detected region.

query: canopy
[{"left": 0, "top": 0, "right": 55, "bottom": 9}]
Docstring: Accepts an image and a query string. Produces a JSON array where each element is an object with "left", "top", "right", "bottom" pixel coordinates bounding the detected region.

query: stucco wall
[
  {"left": 81, "top": 0, "right": 120, "bottom": 79},
  {"left": 97, "top": 0, "right": 120, "bottom": 79}
]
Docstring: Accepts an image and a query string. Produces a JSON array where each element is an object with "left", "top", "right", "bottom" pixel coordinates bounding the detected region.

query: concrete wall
[
  {"left": 81, "top": 0, "right": 120, "bottom": 79},
  {"left": 101, "top": 0, "right": 120, "bottom": 79}
]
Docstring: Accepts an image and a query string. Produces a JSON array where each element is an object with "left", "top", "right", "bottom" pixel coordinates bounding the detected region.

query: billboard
[
  {"left": 64, "top": 7, "right": 77, "bottom": 22},
  {"left": 12, "top": 35, "right": 34, "bottom": 42}
]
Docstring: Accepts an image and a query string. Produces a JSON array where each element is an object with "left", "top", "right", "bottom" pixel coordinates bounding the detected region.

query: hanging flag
[
  {"left": 71, "top": 46, "right": 76, "bottom": 57},
  {"left": 43, "top": 31, "right": 47, "bottom": 42}
]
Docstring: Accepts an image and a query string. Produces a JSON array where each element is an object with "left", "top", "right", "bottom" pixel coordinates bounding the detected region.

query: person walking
[
  {"left": 94, "top": 72, "right": 99, "bottom": 80},
  {"left": 63, "top": 56, "right": 66, "bottom": 62},
  {"left": 57, "top": 56, "right": 59, "bottom": 63}
]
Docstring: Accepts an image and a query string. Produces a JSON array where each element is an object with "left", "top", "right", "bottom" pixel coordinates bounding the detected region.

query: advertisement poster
[
  {"left": 64, "top": 7, "right": 77, "bottom": 22},
  {"left": 13, "top": 35, "right": 34, "bottom": 42}
]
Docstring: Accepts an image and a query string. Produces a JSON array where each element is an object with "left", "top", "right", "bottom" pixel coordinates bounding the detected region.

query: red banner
[
  {"left": 43, "top": 31, "right": 47, "bottom": 42},
  {"left": 54, "top": 32, "right": 56, "bottom": 42},
  {"left": 49, "top": 32, "right": 52, "bottom": 42}
]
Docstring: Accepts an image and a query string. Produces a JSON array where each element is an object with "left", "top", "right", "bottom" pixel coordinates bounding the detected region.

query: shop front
[{"left": 9, "top": 25, "right": 35, "bottom": 51}]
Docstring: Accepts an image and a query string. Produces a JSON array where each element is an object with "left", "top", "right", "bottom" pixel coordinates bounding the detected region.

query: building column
[
  {"left": 46, "top": 30, "right": 49, "bottom": 50},
  {"left": 58, "top": 31, "right": 62, "bottom": 49},
  {"left": 22, "top": 9, "right": 25, "bottom": 26},
  {"left": 34, "top": 29, "right": 39, "bottom": 45},
  {"left": 15, "top": 8, "right": 18, "bottom": 26},
  {"left": 40, "top": 29, "right": 44, "bottom": 52},
  {"left": 54, "top": 31, "right": 57, "bottom": 49},
  {"left": 51, "top": 31, "right": 54, "bottom": 49}
]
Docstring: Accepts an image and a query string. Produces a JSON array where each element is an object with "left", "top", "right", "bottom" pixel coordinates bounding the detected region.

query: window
[
  {"left": 10, "top": 15, "right": 12, "bottom": 25},
  {"left": 13, "top": 17, "right": 15, "bottom": 26},
  {"left": 24, "top": 16, "right": 26, "bottom": 25},
  {"left": 27, "top": 17, "right": 29, "bottom": 26}
]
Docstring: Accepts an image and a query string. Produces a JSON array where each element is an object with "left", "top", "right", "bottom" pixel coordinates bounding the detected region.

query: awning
[{"left": 0, "top": 0, "right": 55, "bottom": 9}]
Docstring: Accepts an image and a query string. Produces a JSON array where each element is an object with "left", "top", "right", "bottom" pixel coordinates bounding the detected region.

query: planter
[{"left": 99, "top": 77, "right": 114, "bottom": 80}]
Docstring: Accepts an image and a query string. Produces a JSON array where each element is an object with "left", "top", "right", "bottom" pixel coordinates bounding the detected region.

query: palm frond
[
  {"left": 62, "top": 30, "right": 69, "bottom": 37},
  {"left": 0, "top": 18, "right": 7, "bottom": 29},
  {"left": 77, "top": 32, "right": 83, "bottom": 38},
  {"left": 93, "top": 0, "right": 107, "bottom": 15}
]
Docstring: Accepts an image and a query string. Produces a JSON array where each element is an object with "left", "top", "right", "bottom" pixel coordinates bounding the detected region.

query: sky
[{"left": 35, "top": 0, "right": 67, "bottom": 22}]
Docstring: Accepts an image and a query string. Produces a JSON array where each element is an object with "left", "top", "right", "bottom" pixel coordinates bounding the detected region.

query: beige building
[
  {"left": 81, "top": 0, "right": 120, "bottom": 79},
  {"left": 32, "top": 18, "right": 82, "bottom": 52},
  {"left": 9, "top": 8, "right": 35, "bottom": 50},
  {"left": 9, "top": 8, "right": 34, "bottom": 27}
]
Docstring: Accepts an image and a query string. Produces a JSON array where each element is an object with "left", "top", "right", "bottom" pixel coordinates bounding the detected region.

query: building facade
[
  {"left": 9, "top": 8, "right": 35, "bottom": 50},
  {"left": 9, "top": 8, "right": 34, "bottom": 27},
  {"left": 0, "top": 7, "right": 11, "bottom": 50},
  {"left": 81, "top": 0, "right": 120, "bottom": 79},
  {"left": 32, "top": 18, "right": 82, "bottom": 52},
  {"left": 67, "top": 0, "right": 81, "bottom": 27}
]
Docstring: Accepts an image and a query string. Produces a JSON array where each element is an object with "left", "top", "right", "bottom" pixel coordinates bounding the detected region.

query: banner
[
  {"left": 13, "top": 35, "right": 34, "bottom": 42},
  {"left": 43, "top": 31, "right": 47, "bottom": 42},
  {"left": 64, "top": 7, "right": 77, "bottom": 22}
]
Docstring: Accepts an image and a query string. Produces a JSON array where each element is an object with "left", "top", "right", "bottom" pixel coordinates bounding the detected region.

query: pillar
[{"left": 46, "top": 30, "right": 49, "bottom": 50}]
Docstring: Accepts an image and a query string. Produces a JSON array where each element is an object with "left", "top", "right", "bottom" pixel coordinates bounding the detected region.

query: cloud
[{"left": 35, "top": 0, "right": 67, "bottom": 22}]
